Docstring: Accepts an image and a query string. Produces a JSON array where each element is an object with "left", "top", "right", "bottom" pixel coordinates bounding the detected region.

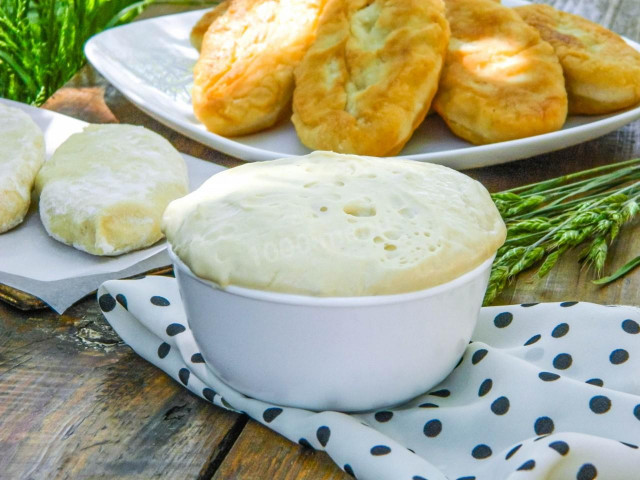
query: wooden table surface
[{"left": 1, "top": 1, "right": 639, "bottom": 478}]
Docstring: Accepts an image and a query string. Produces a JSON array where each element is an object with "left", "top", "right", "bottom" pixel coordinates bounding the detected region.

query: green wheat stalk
[{"left": 485, "top": 158, "right": 640, "bottom": 305}]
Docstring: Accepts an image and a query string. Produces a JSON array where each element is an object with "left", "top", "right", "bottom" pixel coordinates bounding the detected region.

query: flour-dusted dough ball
[
  {"left": 163, "top": 152, "right": 506, "bottom": 296},
  {"left": 0, "top": 103, "right": 45, "bottom": 233},
  {"left": 36, "top": 124, "right": 189, "bottom": 256}
]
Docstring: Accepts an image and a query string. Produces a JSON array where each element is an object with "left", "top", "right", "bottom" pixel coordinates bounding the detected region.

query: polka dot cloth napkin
[{"left": 98, "top": 276, "right": 640, "bottom": 480}]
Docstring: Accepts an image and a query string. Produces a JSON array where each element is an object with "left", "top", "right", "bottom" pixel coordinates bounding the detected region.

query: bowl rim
[{"left": 169, "top": 246, "right": 495, "bottom": 307}]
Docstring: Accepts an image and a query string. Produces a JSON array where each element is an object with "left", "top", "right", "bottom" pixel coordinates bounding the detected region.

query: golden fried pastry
[
  {"left": 516, "top": 4, "right": 640, "bottom": 115},
  {"left": 433, "top": 0, "right": 567, "bottom": 145},
  {"left": 192, "top": 0, "right": 327, "bottom": 137},
  {"left": 292, "top": 0, "right": 449, "bottom": 156},
  {"left": 190, "top": 1, "right": 230, "bottom": 50}
]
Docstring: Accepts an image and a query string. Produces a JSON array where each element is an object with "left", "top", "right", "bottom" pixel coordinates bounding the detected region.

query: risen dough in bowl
[
  {"left": 163, "top": 151, "right": 506, "bottom": 296},
  {"left": 0, "top": 103, "right": 45, "bottom": 233}
]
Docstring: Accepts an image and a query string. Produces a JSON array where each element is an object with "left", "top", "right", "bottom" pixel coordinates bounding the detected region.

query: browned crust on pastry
[
  {"left": 433, "top": 0, "right": 567, "bottom": 145},
  {"left": 291, "top": 0, "right": 449, "bottom": 156},
  {"left": 190, "top": 2, "right": 231, "bottom": 51},
  {"left": 192, "top": 0, "right": 327, "bottom": 136},
  {"left": 516, "top": 4, "right": 640, "bottom": 114}
]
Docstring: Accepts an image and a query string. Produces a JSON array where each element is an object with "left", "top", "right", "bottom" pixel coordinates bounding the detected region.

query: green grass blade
[{"left": 592, "top": 255, "right": 640, "bottom": 285}]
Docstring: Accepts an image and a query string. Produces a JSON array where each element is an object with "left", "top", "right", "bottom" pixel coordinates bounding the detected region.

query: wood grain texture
[
  {"left": 0, "top": 296, "right": 241, "bottom": 479},
  {"left": 1, "top": 1, "right": 639, "bottom": 479},
  {"left": 212, "top": 421, "right": 349, "bottom": 480}
]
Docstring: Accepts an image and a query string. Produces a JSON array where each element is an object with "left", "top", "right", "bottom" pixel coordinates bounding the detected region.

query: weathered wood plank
[
  {"left": 0, "top": 297, "right": 242, "bottom": 479},
  {"left": 2, "top": 1, "right": 640, "bottom": 480},
  {"left": 212, "top": 421, "right": 349, "bottom": 480}
]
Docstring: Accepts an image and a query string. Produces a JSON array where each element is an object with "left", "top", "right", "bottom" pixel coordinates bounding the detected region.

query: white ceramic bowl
[{"left": 170, "top": 247, "right": 494, "bottom": 412}]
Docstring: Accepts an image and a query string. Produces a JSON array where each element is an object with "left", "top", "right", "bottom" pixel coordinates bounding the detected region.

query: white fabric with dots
[{"left": 98, "top": 276, "right": 640, "bottom": 480}]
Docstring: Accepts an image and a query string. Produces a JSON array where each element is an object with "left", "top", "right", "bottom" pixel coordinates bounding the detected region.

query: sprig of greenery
[
  {"left": 0, "top": 0, "right": 214, "bottom": 106},
  {"left": 485, "top": 158, "right": 640, "bottom": 304}
]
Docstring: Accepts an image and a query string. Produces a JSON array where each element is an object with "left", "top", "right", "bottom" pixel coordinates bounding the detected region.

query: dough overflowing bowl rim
[{"left": 168, "top": 246, "right": 495, "bottom": 307}]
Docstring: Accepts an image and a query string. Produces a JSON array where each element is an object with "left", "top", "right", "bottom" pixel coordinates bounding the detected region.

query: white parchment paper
[{"left": 0, "top": 98, "right": 225, "bottom": 313}]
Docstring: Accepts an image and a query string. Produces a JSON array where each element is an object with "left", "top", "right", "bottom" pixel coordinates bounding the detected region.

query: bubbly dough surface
[
  {"left": 192, "top": 0, "right": 328, "bottom": 136},
  {"left": 516, "top": 4, "right": 640, "bottom": 115},
  {"left": 0, "top": 103, "right": 45, "bottom": 233},
  {"left": 292, "top": 0, "right": 449, "bottom": 157},
  {"left": 433, "top": 0, "right": 567, "bottom": 145},
  {"left": 36, "top": 124, "right": 189, "bottom": 256},
  {"left": 163, "top": 152, "right": 506, "bottom": 296}
]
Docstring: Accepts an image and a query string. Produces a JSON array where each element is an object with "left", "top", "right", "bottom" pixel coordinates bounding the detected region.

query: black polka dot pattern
[
  {"left": 494, "top": 312, "right": 513, "bottom": 328},
  {"left": 524, "top": 334, "right": 541, "bottom": 346},
  {"left": 589, "top": 395, "right": 611, "bottom": 414},
  {"left": 457, "top": 477, "right": 476, "bottom": 480},
  {"left": 98, "top": 293, "right": 116, "bottom": 312},
  {"left": 298, "top": 438, "right": 314, "bottom": 450},
  {"left": 263, "top": 407, "right": 283, "bottom": 423},
  {"left": 490, "top": 397, "right": 509, "bottom": 415},
  {"left": 370, "top": 445, "right": 391, "bottom": 456},
  {"left": 190, "top": 353, "right": 205, "bottom": 363},
  {"left": 157, "top": 342, "right": 171, "bottom": 359},
  {"left": 423, "top": 419, "right": 442, "bottom": 438},
  {"left": 478, "top": 379, "right": 493, "bottom": 397},
  {"left": 539, "top": 371, "right": 560, "bottom": 382},
  {"left": 517, "top": 460, "right": 535, "bottom": 471},
  {"left": 317, "top": 426, "right": 330, "bottom": 447},
  {"left": 471, "top": 444, "right": 492, "bottom": 459},
  {"left": 610, "top": 348, "right": 629, "bottom": 365},
  {"left": 521, "top": 303, "right": 539, "bottom": 307},
  {"left": 202, "top": 388, "right": 216, "bottom": 402},
  {"left": 344, "top": 464, "right": 355, "bottom": 477},
  {"left": 166, "top": 323, "right": 186, "bottom": 336},
  {"left": 505, "top": 444, "right": 521, "bottom": 460},
  {"left": 551, "top": 323, "right": 569, "bottom": 338},
  {"left": 577, "top": 463, "right": 597, "bottom": 480},
  {"left": 553, "top": 353, "right": 572, "bottom": 370},
  {"left": 622, "top": 319, "right": 639, "bottom": 334},
  {"left": 115, "top": 293, "right": 127, "bottom": 310},
  {"left": 534, "top": 417, "right": 554, "bottom": 435},
  {"left": 98, "top": 279, "right": 640, "bottom": 480},
  {"left": 178, "top": 368, "right": 190, "bottom": 385},
  {"left": 150, "top": 295, "right": 170, "bottom": 306},
  {"left": 430, "top": 389, "right": 450, "bottom": 398},
  {"left": 374, "top": 411, "right": 393, "bottom": 422},
  {"left": 472, "top": 349, "right": 488, "bottom": 365},
  {"left": 560, "top": 301, "right": 578, "bottom": 307},
  {"left": 549, "top": 440, "right": 569, "bottom": 456}
]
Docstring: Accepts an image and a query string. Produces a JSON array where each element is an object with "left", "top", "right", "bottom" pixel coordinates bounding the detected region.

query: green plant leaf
[{"left": 592, "top": 255, "right": 640, "bottom": 285}]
